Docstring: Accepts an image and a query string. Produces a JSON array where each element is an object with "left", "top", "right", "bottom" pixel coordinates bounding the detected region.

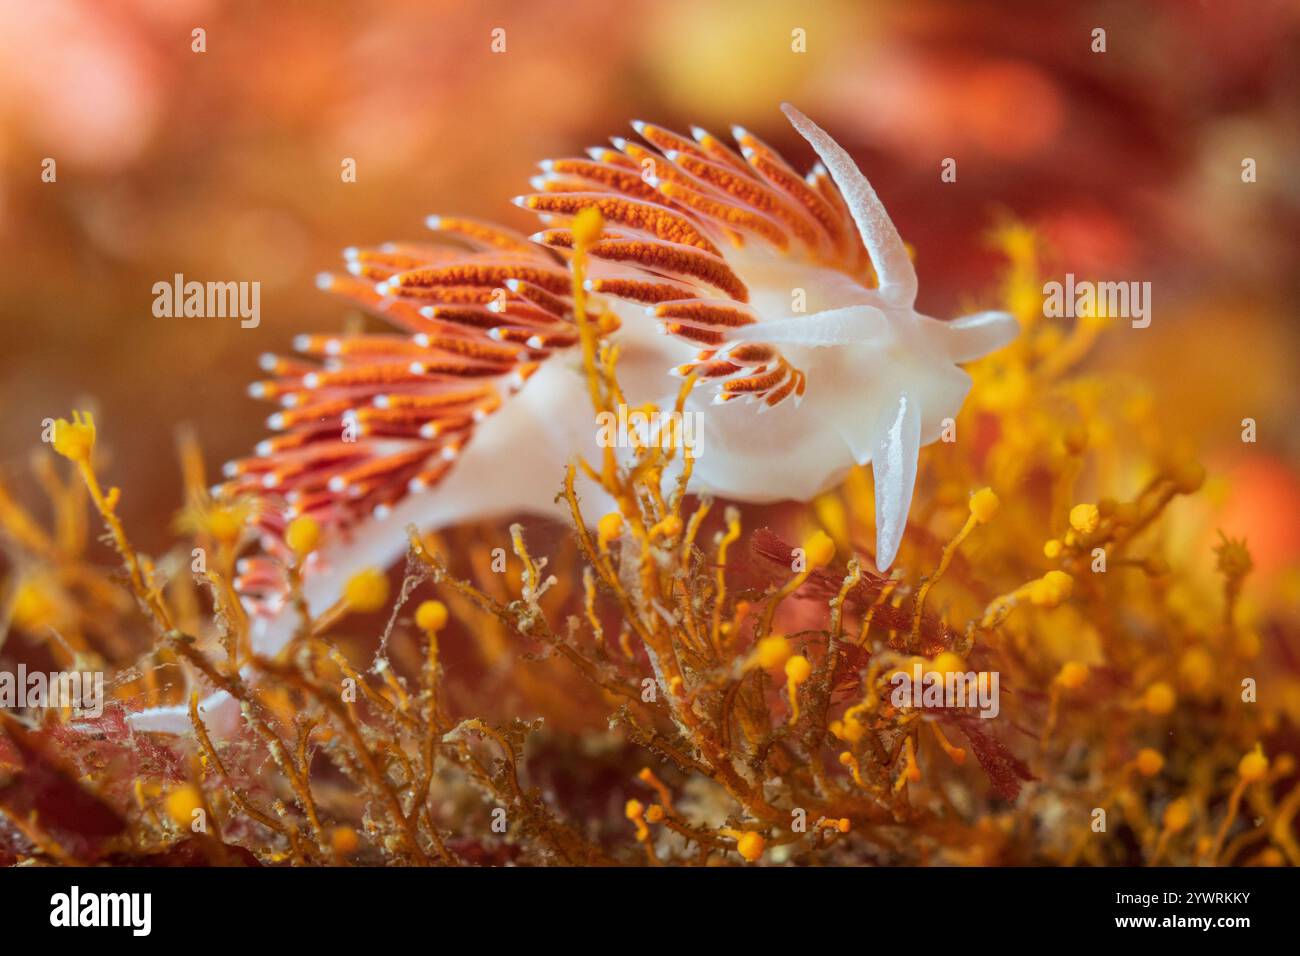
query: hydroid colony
[{"left": 0, "top": 109, "right": 1295, "bottom": 868}]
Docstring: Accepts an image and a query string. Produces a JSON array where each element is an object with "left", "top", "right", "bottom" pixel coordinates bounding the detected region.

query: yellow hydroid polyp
[
  {"left": 650, "top": 514, "right": 682, "bottom": 540},
  {"left": 415, "top": 599, "right": 448, "bottom": 633},
  {"left": 1142, "top": 681, "right": 1176, "bottom": 716},
  {"left": 1215, "top": 534, "right": 1254, "bottom": 580},
  {"left": 1056, "top": 661, "right": 1088, "bottom": 690},
  {"left": 1029, "top": 570, "right": 1073, "bottom": 607},
  {"left": 1163, "top": 798, "right": 1192, "bottom": 832},
  {"left": 755, "top": 635, "right": 791, "bottom": 670},
  {"left": 571, "top": 206, "right": 605, "bottom": 249},
  {"left": 9, "top": 576, "right": 62, "bottom": 632},
  {"left": 1238, "top": 746, "right": 1268, "bottom": 783},
  {"left": 344, "top": 567, "right": 389, "bottom": 613},
  {"left": 785, "top": 654, "right": 812, "bottom": 684},
  {"left": 1179, "top": 647, "right": 1213, "bottom": 691},
  {"left": 597, "top": 511, "right": 623, "bottom": 549},
  {"left": 1135, "top": 748, "right": 1164, "bottom": 777},
  {"left": 52, "top": 410, "right": 96, "bottom": 464},
  {"left": 330, "top": 826, "right": 360, "bottom": 855},
  {"left": 832, "top": 713, "right": 865, "bottom": 743},
  {"left": 969, "top": 487, "right": 1000, "bottom": 524},
  {"left": 596, "top": 310, "right": 621, "bottom": 335},
  {"left": 164, "top": 784, "right": 203, "bottom": 827},
  {"left": 205, "top": 507, "right": 242, "bottom": 546},
  {"left": 1069, "top": 502, "right": 1100, "bottom": 535},
  {"left": 624, "top": 799, "right": 649, "bottom": 842},
  {"left": 931, "top": 651, "right": 966, "bottom": 675},
  {"left": 735, "top": 831, "right": 765, "bottom": 862},
  {"left": 785, "top": 654, "right": 812, "bottom": 724},
  {"left": 285, "top": 514, "right": 321, "bottom": 557},
  {"left": 803, "top": 529, "right": 835, "bottom": 569}
]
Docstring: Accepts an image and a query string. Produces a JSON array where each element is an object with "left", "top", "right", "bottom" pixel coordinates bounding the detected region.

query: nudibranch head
[{"left": 221, "top": 103, "right": 1015, "bottom": 624}]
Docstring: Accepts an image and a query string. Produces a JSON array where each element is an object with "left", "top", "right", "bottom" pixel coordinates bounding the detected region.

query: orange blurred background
[{"left": 1, "top": 0, "right": 1298, "bottom": 561}]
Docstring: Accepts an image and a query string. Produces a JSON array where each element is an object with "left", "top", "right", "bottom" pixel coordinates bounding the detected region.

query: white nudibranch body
[{"left": 127, "top": 104, "right": 1015, "bottom": 735}]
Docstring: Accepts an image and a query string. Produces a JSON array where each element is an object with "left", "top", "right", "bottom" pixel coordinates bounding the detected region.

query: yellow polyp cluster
[{"left": 830, "top": 711, "right": 865, "bottom": 744}]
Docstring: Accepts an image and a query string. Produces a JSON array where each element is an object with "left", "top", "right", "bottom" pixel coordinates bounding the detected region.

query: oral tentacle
[
  {"left": 869, "top": 391, "right": 922, "bottom": 572},
  {"left": 937, "top": 310, "right": 1020, "bottom": 362},
  {"left": 780, "top": 103, "right": 918, "bottom": 309}
]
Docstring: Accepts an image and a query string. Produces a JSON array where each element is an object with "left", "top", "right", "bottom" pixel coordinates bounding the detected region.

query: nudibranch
[{"left": 129, "top": 104, "right": 1015, "bottom": 734}]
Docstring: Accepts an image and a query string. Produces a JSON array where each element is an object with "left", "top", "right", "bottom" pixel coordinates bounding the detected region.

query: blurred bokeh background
[{"left": 1, "top": 0, "right": 1298, "bottom": 568}]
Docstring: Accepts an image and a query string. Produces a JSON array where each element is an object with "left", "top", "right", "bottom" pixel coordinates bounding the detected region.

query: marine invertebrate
[{"left": 205, "top": 105, "right": 1014, "bottom": 686}]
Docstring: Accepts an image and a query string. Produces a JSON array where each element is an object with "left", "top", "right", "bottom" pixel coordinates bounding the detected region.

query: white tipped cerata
[{"left": 230, "top": 101, "right": 1022, "bottom": 585}]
